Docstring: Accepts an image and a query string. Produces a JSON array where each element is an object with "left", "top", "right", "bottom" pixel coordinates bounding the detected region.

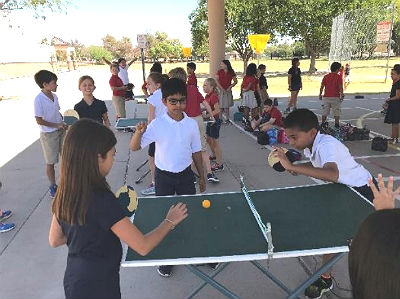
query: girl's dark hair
[
  {"left": 148, "top": 72, "right": 168, "bottom": 86},
  {"left": 161, "top": 78, "right": 187, "bottom": 99},
  {"left": 283, "top": 108, "right": 319, "bottom": 131},
  {"left": 349, "top": 209, "right": 400, "bottom": 299},
  {"left": 222, "top": 59, "right": 235, "bottom": 75},
  {"left": 246, "top": 63, "right": 257, "bottom": 76},
  {"left": 34, "top": 70, "right": 58, "bottom": 88},
  {"left": 150, "top": 62, "right": 162, "bottom": 73},
  {"left": 52, "top": 119, "right": 117, "bottom": 225},
  {"left": 292, "top": 58, "right": 300, "bottom": 67}
]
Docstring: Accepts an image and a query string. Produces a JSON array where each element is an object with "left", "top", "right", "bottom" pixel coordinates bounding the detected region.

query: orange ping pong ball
[{"left": 202, "top": 199, "right": 211, "bottom": 208}]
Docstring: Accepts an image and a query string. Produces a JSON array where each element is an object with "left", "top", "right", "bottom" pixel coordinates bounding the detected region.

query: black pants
[
  {"left": 155, "top": 166, "right": 196, "bottom": 196},
  {"left": 353, "top": 177, "right": 378, "bottom": 203}
]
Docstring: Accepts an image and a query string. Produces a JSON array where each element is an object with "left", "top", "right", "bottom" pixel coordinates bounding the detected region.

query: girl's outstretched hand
[
  {"left": 370, "top": 174, "right": 400, "bottom": 211},
  {"left": 165, "top": 202, "right": 188, "bottom": 228}
]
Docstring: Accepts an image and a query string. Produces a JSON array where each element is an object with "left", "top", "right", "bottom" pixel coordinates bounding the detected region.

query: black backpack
[
  {"left": 256, "top": 132, "right": 270, "bottom": 145},
  {"left": 371, "top": 137, "right": 388, "bottom": 152}
]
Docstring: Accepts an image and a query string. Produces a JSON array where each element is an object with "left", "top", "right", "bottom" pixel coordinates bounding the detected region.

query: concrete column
[{"left": 207, "top": 0, "right": 225, "bottom": 77}]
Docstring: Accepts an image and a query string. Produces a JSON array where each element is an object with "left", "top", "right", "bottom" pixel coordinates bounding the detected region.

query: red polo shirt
[
  {"left": 184, "top": 85, "right": 204, "bottom": 117},
  {"left": 322, "top": 73, "right": 342, "bottom": 97},
  {"left": 216, "top": 69, "right": 235, "bottom": 90},
  {"left": 204, "top": 92, "right": 219, "bottom": 119},
  {"left": 187, "top": 73, "right": 197, "bottom": 86},
  {"left": 109, "top": 75, "right": 125, "bottom": 97}
]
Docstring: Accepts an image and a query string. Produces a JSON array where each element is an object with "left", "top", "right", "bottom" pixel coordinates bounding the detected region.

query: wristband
[{"left": 164, "top": 218, "right": 175, "bottom": 230}]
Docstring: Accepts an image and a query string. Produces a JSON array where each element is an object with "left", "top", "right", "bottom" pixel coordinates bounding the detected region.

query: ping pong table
[
  {"left": 115, "top": 118, "right": 147, "bottom": 130},
  {"left": 121, "top": 180, "right": 373, "bottom": 299}
]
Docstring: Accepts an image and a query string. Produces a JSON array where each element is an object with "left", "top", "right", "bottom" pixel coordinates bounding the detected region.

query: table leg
[
  {"left": 186, "top": 263, "right": 229, "bottom": 299},
  {"left": 288, "top": 252, "right": 346, "bottom": 299},
  {"left": 185, "top": 264, "right": 240, "bottom": 299}
]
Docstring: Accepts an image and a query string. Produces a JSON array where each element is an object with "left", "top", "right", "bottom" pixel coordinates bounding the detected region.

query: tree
[
  {"left": 392, "top": 21, "right": 400, "bottom": 56},
  {"left": 102, "top": 34, "right": 136, "bottom": 60},
  {"left": 88, "top": 46, "right": 112, "bottom": 63},
  {"left": 146, "top": 31, "right": 184, "bottom": 61},
  {"left": 188, "top": 0, "right": 209, "bottom": 59},
  {"left": 0, "top": 0, "right": 67, "bottom": 18}
]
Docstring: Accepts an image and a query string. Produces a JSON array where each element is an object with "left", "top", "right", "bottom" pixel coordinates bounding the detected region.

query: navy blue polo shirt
[
  {"left": 59, "top": 190, "right": 125, "bottom": 299},
  {"left": 74, "top": 98, "right": 108, "bottom": 124}
]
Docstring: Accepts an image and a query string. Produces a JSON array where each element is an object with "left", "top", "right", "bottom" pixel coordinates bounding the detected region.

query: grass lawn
[{"left": 1, "top": 57, "right": 398, "bottom": 99}]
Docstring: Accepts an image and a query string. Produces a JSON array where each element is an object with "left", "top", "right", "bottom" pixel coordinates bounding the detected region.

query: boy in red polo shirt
[
  {"left": 319, "top": 62, "right": 344, "bottom": 127},
  {"left": 251, "top": 99, "right": 283, "bottom": 131},
  {"left": 187, "top": 62, "right": 197, "bottom": 87}
]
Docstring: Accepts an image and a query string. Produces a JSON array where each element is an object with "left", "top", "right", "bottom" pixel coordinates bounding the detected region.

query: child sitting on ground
[
  {"left": 74, "top": 75, "right": 110, "bottom": 127},
  {"left": 251, "top": 99, "right": 283, "bottom": 132}
]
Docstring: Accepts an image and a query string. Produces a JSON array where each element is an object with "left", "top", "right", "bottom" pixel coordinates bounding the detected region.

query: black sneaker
[
  {"left": 157, "top": 265, "right": 173, "bottom": 277},
  {"left": 211, "top": 163, "right": 224, "bottom": 172},
  {"left": 304, "top": 276, "right": 333, "bottom": 299},
  {"left": 207, "top": 263, "right": 220, "bottom": 270},
  {"left": 207, "top": 173, "right": 220, "bottom": 183}
]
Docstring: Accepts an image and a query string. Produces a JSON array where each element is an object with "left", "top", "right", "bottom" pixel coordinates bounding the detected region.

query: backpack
[
  {"left": 371, "top": 137, "right": 388, "bottom": 152},
  {"left": 257, "top": 132, "right": 270, "bottom": 145}
]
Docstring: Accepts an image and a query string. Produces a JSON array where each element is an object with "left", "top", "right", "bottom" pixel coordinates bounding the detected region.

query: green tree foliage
[
  {"left": 102, "top": 34, "right": 135, "bottom": 60},
  {"left": 0, "top": 0, "right": 67, "bottom": 18},
  {"left": 88, "top": 46, "right": 112, "bottom": 63},
  {"left": 146, "top": 31, "right": 184, "bottom": 61},
  {"left": 188, "top": 0, "right": 209, "bottom": 59},
  {"left": 393, "top": 21, "right": 400, "bottom": 56}
]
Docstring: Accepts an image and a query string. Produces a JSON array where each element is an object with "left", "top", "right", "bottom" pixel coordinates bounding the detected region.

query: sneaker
[
  {"left": 0, "top": 222, "right": 15, "bottom": 233},
  {"left": 209, "top": 156, "right": 216, "bottom": 161},
  {"left": 49, "top": 184, "right": 58, "bottom": 198},
  {"left": 141, "top": 184, "right": 155, "bottom": 196},
  {"left": 0, "top": 210, "right": 12, "bottom": 222},
  {"left": 389, "top": 138, "right": 399, "bottom": 145},
  {"left": 207, "top": 173, "right": 220, "bottom": 183},
  {"left": 207, "top": 263, "right": 220, "bottom": 270},
  {"left": 157, "top": 265, "right": 173, "bottom": 277},
  {"left": 211, "top": 163, "right": 224, "bottom": 172},
  {"left": 304, "top": 276, "right": 333, "bottom": 299}
]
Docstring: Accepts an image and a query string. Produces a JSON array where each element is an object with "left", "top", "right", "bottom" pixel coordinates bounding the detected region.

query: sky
[{"left": 3, "top": 0, "right": 198, "bottom": 47}]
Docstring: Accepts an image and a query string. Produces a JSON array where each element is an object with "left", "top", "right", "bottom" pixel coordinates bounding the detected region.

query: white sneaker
[{"left": 141, "top": 184, "right": 155, "bottom": 196}]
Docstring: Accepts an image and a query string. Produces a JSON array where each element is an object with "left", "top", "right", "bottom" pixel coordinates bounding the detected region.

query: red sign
[{"left": 377, "top": 20, "right": 391, "bottom": 43}]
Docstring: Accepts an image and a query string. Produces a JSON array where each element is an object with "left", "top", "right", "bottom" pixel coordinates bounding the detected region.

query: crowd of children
[{"left": 23, "top": 55, "right": 399, "bottom": 299}]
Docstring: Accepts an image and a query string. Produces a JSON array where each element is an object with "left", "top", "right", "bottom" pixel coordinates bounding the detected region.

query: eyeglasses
[{"left": 167, "top": 98, "right": 186, "bottom": 105}]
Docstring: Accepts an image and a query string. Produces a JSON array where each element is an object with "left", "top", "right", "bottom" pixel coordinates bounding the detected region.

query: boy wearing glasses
[{"left": 130, "top": 78, "right": 206, "bottom": 277}]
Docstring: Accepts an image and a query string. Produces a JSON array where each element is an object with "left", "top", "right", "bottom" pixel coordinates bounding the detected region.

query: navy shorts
[
  {"left": 148, "top": 142, "right": 155, "bottom": 157},
  {"left": 353, "top": 177, "right": 378, "bottom": 203},
  {"left": 155, "top": 166, "right": 196, "bottom": 196},
  {"left": 206, "top": 119, "right": 222, "bottom": 139}
]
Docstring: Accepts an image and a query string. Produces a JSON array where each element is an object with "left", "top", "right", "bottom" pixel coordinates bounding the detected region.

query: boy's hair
[
  {"left": 78, "top": 75, "right": 95, "bottom": 89},
  {"left": 117, "top": 58, "right": 126, "bottom": 64},
  {"left": 148, "top": 72, "right": 168, "bottom": 86},
  {"left": 150, "top": 62, "right": 162, "bottom": 73},
  {"left": 187, "top": 62, "right": 196, "bottom": 71},
  {"left": 349, "top": 209, "right": 400, "bottom": 299},
  {"left": 258, "top": 64, "right": 266, "bottom": 71},
  {"left": 283, "top": 109, "right": 319, "bottom": 131},
  {"left": 52, "top": 119, "right": 116, "bottom": 225},
  {"left": 246, "top": 63, "right": 257, "bottom": 76},
  {"left": 110, "top": 63, "right": 119, "bottom": 71},
  {"left": 205, "top": 78, "right": 218, "bottom": 94},
  {"left": 168, "top": 67, "right": 187, "bottom": 83},
  {"left": 263, "top": 98, "right": 273, "bottom": 107},
  {"left": 291, "top": 58, "right": 300, "bottom": 66},
  {"left": 161, "top": 78, "right": 187, "bottom": 99},
  {"left": 34, "top": 70, "right": 58, "bottom": 88},
  {"left": 392, "top": 64, "right": 400, "bottom": 75},
  {"left": 330, "top": 62, "right": 342, "bottom": 72}
]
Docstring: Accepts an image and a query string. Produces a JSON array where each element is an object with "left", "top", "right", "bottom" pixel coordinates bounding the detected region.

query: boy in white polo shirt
[
  {"left": 130, "top": 78, "right": 206, "bottom": 277},
  {"left": 273, "top": 108, "right": 376, "bottom": 299},
  {"left": 34, "top": 70, "right": 67, "bottom": 198}
]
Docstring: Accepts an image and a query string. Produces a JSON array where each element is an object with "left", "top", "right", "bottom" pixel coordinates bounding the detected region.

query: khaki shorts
[
  {"left": 192, "top": 115, "right": 207, "bottom": 150},
  {"left": 112, "top": 96, "right": 126, "bottom": 118},
  {"left": 40, "top": 129, "right": 65, "bottom": 165},
  {"left": 322, "top": 97, "right": 341, "bottom": 117}
]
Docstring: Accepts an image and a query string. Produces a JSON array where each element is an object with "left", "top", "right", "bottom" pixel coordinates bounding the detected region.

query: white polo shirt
[
  {"left": 304, "top": 132, "right": 371, "bottom": 187},
  {"left": 140, "top": 112, "right": 202, "bottom": 173},
  {"left": 34, "top": 91, "right": 63, "bottom": 133},
  {"left": 148, "top": 89, "right": 167, "bottom": 119},
  {"left": 118, "top": 66, "right": 129, "bottom": 85}
]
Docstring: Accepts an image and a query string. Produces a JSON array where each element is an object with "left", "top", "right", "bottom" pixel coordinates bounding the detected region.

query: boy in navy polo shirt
[
  {"left": 74, "top": 76, "right": 110, "bottom": 127},
  {"left": 319, "top": 62, "right": 344, "bottom": 128},
  {"left": 273, "top": 109, "right": 376, "bottom": 299},
  {"left": 130, "top": 78, "right": 206, "bottom": 277}
]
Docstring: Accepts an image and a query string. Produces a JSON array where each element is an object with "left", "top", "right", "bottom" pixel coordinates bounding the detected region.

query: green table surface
[
  {"left": 115, "top": 118, "right": 147, "bottom": 128},
  {"left": 123, "top": 183, "right": 373, "bottom": 264}
]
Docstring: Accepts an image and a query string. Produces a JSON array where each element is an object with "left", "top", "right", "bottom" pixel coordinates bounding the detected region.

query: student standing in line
[
  {"left": 286, "top": 58, "right": 302, "bottom": 114},
  {"left": 215, "top": 60, "right": 238, "bottom": 123}
]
